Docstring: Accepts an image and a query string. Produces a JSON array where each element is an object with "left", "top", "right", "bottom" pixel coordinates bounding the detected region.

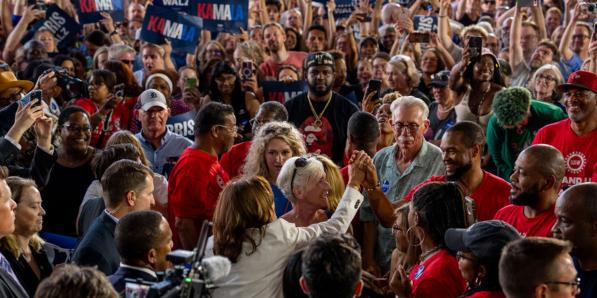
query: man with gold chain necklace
[{"left": 285, "top": 52, "right": 358, "bottom": 165}]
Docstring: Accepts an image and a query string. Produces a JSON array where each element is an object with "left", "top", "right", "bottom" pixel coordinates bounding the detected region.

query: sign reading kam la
[
  {"left": 140, "top": 5, "right": 203, "bottom": 53},
  {"left": 152, "top": 0, "right": 247, "bottom": 33},
  {"left": 75, "top": 0, "right": 125, "bottom": 24},
  {"left": 262, "top": 80, "right": 307, "bottom": 103}
]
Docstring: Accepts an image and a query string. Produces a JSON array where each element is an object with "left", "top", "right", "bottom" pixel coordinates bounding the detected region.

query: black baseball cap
[
  {"left": 430, "top": 70, "right": 451, "bottom": 87},
  {"left": 304, "top": 52, "right": 335, "bottom": 71},
  {"left": 444, "top": 220, "right": 521, "bottom": 260}
]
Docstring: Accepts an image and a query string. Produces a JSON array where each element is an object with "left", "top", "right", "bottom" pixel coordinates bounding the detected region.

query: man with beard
[
  {"left": 510, "top": 6, "right": 560, "bottom": 87},
  {"left": 533, "top": 70, "right": 597, "bottom": 189},
  {"left": 403, "top": 121, "right": 510, "bottom": 221},
  {"left": 305, "top": 25, "right": 327, "bottom": 53},
  {"left": 360, "top": 96, "right": 443, "bottom": 275},
  {"left": 552, "top": 183, "right": 597, "bottom": 298},
  {"left": 285, "top": 52, "right": 358, "bottom": 164},
  {"left": 168, "top": 103, "right": 234, "bottom": 249},
  {"left": 259, "top": 23, "right": 308, "bottom": 80},
  {"left": 559, "top": 5, "right": 591, "bottom": 74},
  {"left": 493, "top": 144, "right": 565, "bottom": 237}
]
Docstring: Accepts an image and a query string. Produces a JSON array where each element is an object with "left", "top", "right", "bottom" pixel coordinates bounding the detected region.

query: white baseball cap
[{"left": 139, "top": 89, "right": 168, "bottom": 111}]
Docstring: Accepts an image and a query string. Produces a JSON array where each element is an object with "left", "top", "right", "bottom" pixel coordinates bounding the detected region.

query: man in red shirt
[
  {"left": 259, "top": 23, "right": 308, "bottom": 80},
  {"left": 494, "top": 144, "right": 565, "bottom": 237},
  {"left": 533, "top": 70, "right": 597, "bottom": 189},
  {"left": 403, "top": 121, "right": 510, "bottom": 221},
  {"left": 220, "top": 101, "right": 288, "bottom": 179},
  {"left": 168, "top": 102, "right": 236, "bottom": 249}
]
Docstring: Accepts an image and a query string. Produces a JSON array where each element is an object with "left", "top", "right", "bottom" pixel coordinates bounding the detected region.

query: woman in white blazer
[{"left": 206, "top": 153, "right": 370, "bottom": 298}]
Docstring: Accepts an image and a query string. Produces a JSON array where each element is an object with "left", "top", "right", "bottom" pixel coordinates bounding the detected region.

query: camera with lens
[{"left": 46, "top": 66, "right": 88, "bottom": 98}]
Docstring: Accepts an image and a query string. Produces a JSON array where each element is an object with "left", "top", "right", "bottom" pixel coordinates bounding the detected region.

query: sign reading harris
[
  {"left": 413, "top": 15, "right": 438, "bottom": 32},
  {"left": 262, "top": 80, "right": 307, "bottom": 103},
  {"left": 193, "top": 0, "right": 247, "bottom": 33},
  {"left": 75, "top": 0, "right": 125, "bottom": 24},
  {"left": 140, "top": 5, "right": 203, "bottom": 53},
  {"left": 28, "top": 5, "right": 81, "bottom": 50}
]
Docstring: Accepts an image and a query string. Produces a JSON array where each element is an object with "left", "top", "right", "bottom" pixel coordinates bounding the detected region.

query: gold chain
[{"left": 307, "top": 93, "right": 333, "bottom": 128}]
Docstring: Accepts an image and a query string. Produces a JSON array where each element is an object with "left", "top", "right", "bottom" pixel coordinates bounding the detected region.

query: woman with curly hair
[{"left": 242, "top": 121, "right": 306, "bottom": 217}]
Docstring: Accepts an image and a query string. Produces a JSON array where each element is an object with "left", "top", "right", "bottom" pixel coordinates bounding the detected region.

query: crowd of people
[{"left": 0, "top": 0, "right": 596, "bottom": 297}]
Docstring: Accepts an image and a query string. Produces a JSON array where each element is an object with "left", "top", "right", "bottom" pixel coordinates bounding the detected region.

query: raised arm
[
  {"left": 326, "top": 0, "right": 336, "bottom": 48},
  {"left": 509, "top": 5, "right": 524, "bottom": 71},
  {"left": 559, "top": 2, "right": 581, "bottom": 61},
  {"left": 2, "top": 6, "right": 44, "bottom": 63},
  {"left": 0, "top": 0, "right": 13, "bottom": 35},
  {"left": 301, "top": 0, "right": 312, "bottom": 34},
  {"left": 456, "top": 0, "right": 467, "bottom": 21},
  {"left": 429, "top": 32, "right": 455, "bottom": 69},
  {"left": 531, "top": 3, "right": 547, "bottom": 40},
  {"left": 438, "top": 0, "right": 455, "bottom": 53}
]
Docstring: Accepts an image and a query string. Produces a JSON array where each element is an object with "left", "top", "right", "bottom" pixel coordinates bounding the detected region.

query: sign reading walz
[
  {"left": 25, "top": 5, "right": 81, "bottom": 50},
  {"left": 153, "top": 0, "right": 248, "bottom": 33},
  {"left": 75, "top": 0, "right": 125, "bottom": 24},
  {"left": 139, "top": 5, "right": 203, "bottom": 53}
]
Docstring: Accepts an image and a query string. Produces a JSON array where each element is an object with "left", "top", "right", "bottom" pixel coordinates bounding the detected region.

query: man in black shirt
[{"left": 285, "top": 52, "right": 358, "bottom": 165}]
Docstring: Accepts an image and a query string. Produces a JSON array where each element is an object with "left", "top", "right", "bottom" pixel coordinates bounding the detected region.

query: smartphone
[
  {"left": 20, "top": 90, "right": 42, "bottom": 107},
  {"left": 114, "top": 83, "right": 125, "bottom": 98},
  {"left": 367, "top": 79, "right": 382, "bottom": 101},
  {"left": 186, "top": 77, "right": 197, "bottom": 90},
  {"left": 517, "top": 0, "right": 534, "bottom": 7},
  {"left": 409, "top": 31, "right": 430, "bottom": 43},
  {"left": 469, "top": 36, "right": 483, "bottom": 61},
  {"left": 240, "top": 61, "right": 254, "bottom": 81}
]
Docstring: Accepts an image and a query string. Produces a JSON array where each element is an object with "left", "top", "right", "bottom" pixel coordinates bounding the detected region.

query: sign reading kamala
[
  {"left": 193, "top": 0, "right": 247, "bottom": 33},
  {"left": 262, "top": 80, "right": 307, "bottom": 103},
  {"left": 75, "top": 0, "right": 125, "bottom": 24},
  {"left": 140, "top": 5, "right": 203, "bottom": 53},
  {"left": 28, "top": 5, "right": 81, "bottom": 50}
]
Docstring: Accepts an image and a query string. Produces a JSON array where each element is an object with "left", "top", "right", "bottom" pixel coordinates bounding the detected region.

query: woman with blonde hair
[
  {"left": 386, "top": 55, "right": 430, "bottom": 104},
  {"left": 92, "top": 46, "right": 109, "bottom": 70},
  {"left": 208, "top": 151, "right": 368, "bottom": 297},
  {"left": 243, "top": 122, "right": 306, "bottom": 216},
  {"left": 0, "top": 177, "right": 52, "bottom": 297},
  {"left": 313, "top": 155, "right": 344, "bottom": 212},
  {"left": 529, "top": 64, "right": 565, "bottom": 112}
]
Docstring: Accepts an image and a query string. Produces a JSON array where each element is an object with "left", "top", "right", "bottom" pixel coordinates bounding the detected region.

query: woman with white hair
[
  {"left": 386, "top": 55, "right": 430, "bottom": 105},
  {"left": 529, "top": 64, "right": 566, "bottom": 112}
]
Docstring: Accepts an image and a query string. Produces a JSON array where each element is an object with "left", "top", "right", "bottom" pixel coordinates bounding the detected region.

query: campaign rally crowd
[{"left": 0, "top": 0, "right": 596, "bottom": 297}]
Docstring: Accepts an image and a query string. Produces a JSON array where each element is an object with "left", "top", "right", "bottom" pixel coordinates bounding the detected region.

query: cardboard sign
[
  {"left": 312, "top": 0, "right": 388, "bottom": 20},
  {"left": 192, "top": 0, "right": 248, "bottom": 33},
  {"left": 153, "top": 0, "right": 192, "bottom": 12},
  {"left": 413, "top": 15, "right": 438, "bottom": 32},
  {"left": 140, "top": 5, "right": 203, "bottom": 53},
  {"left": 262, "top": 80, "right": 307, "bottom": 103},
  {"left": 75, "top": 0, "right": 125, "bottom": 24},
  {"left": 26, "top": 5, "right": 82, "bottom": 50}
]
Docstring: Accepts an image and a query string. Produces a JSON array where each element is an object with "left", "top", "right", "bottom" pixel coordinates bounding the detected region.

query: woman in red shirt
[{"left": 390, "top": 182, "right": 468, "bottom": 298}]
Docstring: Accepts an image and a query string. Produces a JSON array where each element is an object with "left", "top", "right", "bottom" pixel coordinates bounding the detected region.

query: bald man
[
  {"left": 552, "top": 183, "right": 597, "bottom": 298},
  {"left": 494, "top": 144, "right": 565, "bottom": 237}
]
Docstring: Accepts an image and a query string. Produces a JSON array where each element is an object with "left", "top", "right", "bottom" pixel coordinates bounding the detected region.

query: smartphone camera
[
  {"left": 409, "top": 31, "right": 430, "bottom": 43},
  {"left": 20, "top": 90, "right": 42, "bottom": 107},
  {"left": 241, "top": 62, "right": 254, "bottom": 81},
  {"left": 468, "top": 36, "right": 483, "bottom": 61}
]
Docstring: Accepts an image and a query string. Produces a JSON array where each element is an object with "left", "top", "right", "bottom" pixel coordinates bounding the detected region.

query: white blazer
[{"left": 206, "top": 187, "right": 364, "bottom": 298}]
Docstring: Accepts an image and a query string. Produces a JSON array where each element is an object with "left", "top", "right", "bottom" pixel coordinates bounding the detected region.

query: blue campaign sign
[
  {"left": 192, "top": 0, "right": 247, "bottom": 33},
  {"left": 153, "top": 0, "right": 192, "bottom": 12},
  {"left": 167, "top": 110, "right": 196, "bottom": 140},
  {"left": 313, "top": 0, "right": 388, "bottom": 20},
  {"left": 75, "top": 0, "right": 125, "bottom": 24},
  {"left": 28, "top": 5, "right": 81, "bottom": 50},
  {"left": 140, "top": 5, "right": 203, "bottom": 53},
  {"left": 262, "top": 80, "right": 307, "bottom": 103},
  {"left": 413, "top": 15, "right": 438, "bottom": 32}
]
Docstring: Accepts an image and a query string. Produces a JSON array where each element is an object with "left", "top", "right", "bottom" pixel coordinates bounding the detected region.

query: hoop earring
[{"left": 406, "top": 225, "right": 424, "bottom": 247}]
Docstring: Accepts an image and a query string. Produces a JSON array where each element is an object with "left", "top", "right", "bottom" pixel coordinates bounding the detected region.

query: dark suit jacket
[
  {"left": 0, "top": 137, "right": 57, "bottom": 188},
  {"left": 0, "top": 269, "right": 28, "bottom": 298},
  {"left": 72, "top": 212, "right": 120, "bottom": 275},
  {"left": 108, "top": 265, "right": 158, "bottom": 294}
]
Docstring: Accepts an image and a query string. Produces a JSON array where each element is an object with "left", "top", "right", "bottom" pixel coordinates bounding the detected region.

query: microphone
[{"left": 200, "top": 256, "right": 231, "bottom": 282}]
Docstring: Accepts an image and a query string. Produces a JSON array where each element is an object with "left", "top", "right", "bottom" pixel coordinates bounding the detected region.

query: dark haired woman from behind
[
  {"left": 390, "top": 182, "right": 468, "bottom": 298},
  {"left": 207, "top": 151, "right": 370, "bottom": 298}
]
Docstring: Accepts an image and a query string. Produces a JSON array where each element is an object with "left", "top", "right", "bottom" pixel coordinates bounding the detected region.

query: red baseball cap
[{"left": 558, "top": 70, "right": 597, "bottom": 94}]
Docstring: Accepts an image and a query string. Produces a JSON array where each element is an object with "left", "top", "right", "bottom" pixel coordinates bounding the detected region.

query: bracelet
[{"left": 365, "top": 182, "right": 381, "bottom": 192}]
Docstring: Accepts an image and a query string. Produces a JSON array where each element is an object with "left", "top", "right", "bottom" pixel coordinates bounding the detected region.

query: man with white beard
[{"left": 360, "top": 96, "right": 444, "bottom": 275}]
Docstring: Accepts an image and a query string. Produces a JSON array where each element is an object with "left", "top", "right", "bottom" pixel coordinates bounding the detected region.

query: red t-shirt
[
  {"left": 533, "top": 118, "right": 597, "bottom": 189},
  {"left": 220, "top": 141, "right": 252, "bottom": 179},
  {"left": 74, "top": 98, "right": 129, "bottom": 148},
  {"left": 467, "top": 291, "right": 506, "bottom": 298},
  {"left": 402, "top": 172, "right": 511, "bottom": 221},
  {"left": 409, "top": 249, "right": 466, "bottom": 298},
  {"left": 168, "top": 148, "right": 229, "bottom": 248},
  {"left": 259, "top": 51, "right": 308, "bottom": 78},
  {"left": 493, "top": 204, "right": 555, "bottom": 237}
]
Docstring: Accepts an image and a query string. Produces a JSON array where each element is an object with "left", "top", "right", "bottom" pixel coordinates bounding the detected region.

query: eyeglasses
[
  {"left": 393, "top": 123, "right": 420, "bottom": 134},
  {"left": 456, "top": 251, "right": 478, "bottom": 263},
  {"left": 120, "top": 59, "right": 134, "bottom": 66},
  {"left": 545, "top": 277, "right": 581, "bottom": 295},
  {"left": 215, "top": 124, "right": 238, "bottom": 134},
  {"left": 572, "top": 35, "right": 589, "bottom": 40},
  {"left": 536, "top": 74, "right": 557, "bottom": 83},
  {"left": 63, "top": 124, "right": 92, "bottom": 133},
  {"left": 483, "top": 0, "right": 496, "bottom": 4},
  {"left": 290, "top": 157, "right": 308, "bottom": 192}
]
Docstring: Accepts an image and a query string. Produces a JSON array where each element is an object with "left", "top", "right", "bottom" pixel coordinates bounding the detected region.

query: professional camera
[
  {"left": 125, "top": 221, "right": 231, "bottom": 298},
  {"left": 44, "top": 66, "right": 88, "bottom": 99}
]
